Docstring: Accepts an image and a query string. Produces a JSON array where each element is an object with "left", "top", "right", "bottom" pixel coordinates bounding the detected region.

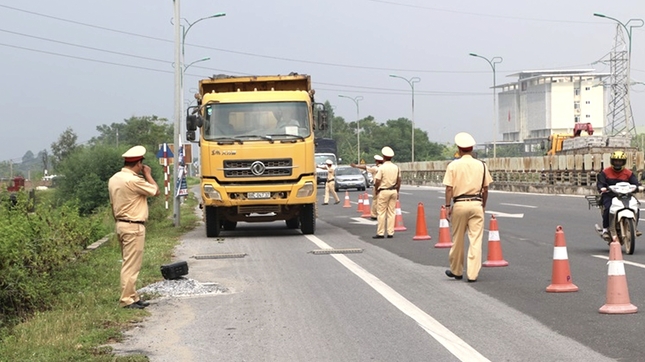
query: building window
[
  {"left": 585, "top": 100, "right": 591, "bottom": 104},
  {"left": 585, "top": 87, "right": 591, "bottom": 91},
  {"left": 586, "top": 114, "right": 591, "bottom": 118},
  {"left": 574, "top": 101, "right": 580, "bottom": 109},
  {"left": 575, "top": 116, "right": 580, "bottom": 123},
  {"left": 574, "top": 88, "right": 580, "bottom": 96}
]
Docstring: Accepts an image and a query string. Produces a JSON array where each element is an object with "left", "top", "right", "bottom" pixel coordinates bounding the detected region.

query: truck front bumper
[{"left": 201, "top": 178, "right": 316, "bottom": 207}]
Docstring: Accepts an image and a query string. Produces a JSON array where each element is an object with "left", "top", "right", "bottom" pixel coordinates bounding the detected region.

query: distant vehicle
[
  {"left": 315, "top": 153, "right": 337, "bottom": 185},
  {"left": 334, "top": 166, "right": 367, "bottom": 192},
  {"left": 315, "top": 138, "right": 337, "bottom": 155}
]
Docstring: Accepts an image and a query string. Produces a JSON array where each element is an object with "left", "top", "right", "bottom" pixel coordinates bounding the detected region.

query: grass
[{"left": 0, "top": 189, "right": 201, "bottom": 362}]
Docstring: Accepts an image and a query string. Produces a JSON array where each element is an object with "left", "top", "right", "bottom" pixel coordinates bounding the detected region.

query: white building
[{"left": 496, "top": 69, "right": 609, "bottom": 154}]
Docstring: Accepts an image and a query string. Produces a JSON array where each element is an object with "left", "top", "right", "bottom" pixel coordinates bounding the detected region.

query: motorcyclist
[{"left": 596, "top": 151, "right": 641, "bottom": 242}]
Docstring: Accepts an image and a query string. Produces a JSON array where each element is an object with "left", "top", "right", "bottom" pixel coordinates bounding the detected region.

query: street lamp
[
  {"left": 179, "top": 13, "right": 225, "bottom": 139},
  {"left": 338, "top": 95, "right": 364, "bottom": 164},
  {"left": 172, "top": 0, "right": 225, "bottom": 227},
  {"left": 389, "top": 75, "right": 420, "bottom": 163},
  {"left": 469, "top": 53, "right": 502, "bottom": 158},
  {"left": 594, "top": 13, "right": 643, "bottom": 136}
]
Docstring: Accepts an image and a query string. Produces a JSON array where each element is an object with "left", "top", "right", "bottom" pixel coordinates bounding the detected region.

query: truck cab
[{"left": 186, "top": 74, "right": 328, "bottom": 237}]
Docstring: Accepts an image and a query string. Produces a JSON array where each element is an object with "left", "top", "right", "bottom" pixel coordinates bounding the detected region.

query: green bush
[
  {"left": 0, "top": 195, "right": 104, "bottom": 328},
  {"left": 54, "top": 145, "right": 163, "bottom": 215}
]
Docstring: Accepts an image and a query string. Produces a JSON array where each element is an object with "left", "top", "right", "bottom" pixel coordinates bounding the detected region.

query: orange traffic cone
[
  {"left": 483, "top": 215, "right": 508, "bottom": 267},
  {"left": 546, "top": 225, "right": 578, "bottom": 293},
  {"left": 361, "top": 192, "right": 372, "bottom": 218},
  {"left": 599, "top": 238, "right": 637, "bottom": 314},
  {"left": 356, "top": 193, "right": 364, "bottom": 213},
  {"left": 342, "top": 191, "right": 352, "bottom": 208},
  {"left": 412, "top": 202, "right": 432, "bottom": 240},
  {"left": 434, "top": 205, "right": 452, "bottom": 248},
  {"left": 394, "top": 200, "right": 407, "bottom": 231}
]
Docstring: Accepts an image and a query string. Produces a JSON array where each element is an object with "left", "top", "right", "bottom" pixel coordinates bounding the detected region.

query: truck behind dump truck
[{"left": 185, "top": 73, "right": 328, "bottom": 237}]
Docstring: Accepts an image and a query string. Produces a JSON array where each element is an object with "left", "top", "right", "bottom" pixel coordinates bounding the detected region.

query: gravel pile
[{"left": 138, "top": 278, "right": 228, "bottom": 298}]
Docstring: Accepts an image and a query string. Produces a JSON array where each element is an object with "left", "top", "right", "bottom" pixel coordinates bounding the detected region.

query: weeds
[{"left": 0, "top": 192, "right": 200, "bottom": 362}]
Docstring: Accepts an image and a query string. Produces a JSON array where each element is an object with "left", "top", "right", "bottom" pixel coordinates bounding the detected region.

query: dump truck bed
[{"left": 199, "top": 74, "right": 311, "bottom": 95}]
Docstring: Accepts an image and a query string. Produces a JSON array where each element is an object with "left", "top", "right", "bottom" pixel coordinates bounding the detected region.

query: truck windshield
[
  {"left": 203, "top": 102, "right": 311, "bottom": 141},
  {"left": 315, "top": 154, "right": 337, "bottom": 166}
]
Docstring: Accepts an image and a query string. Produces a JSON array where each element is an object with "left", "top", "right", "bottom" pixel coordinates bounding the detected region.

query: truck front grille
[{"left": 223, "top": 158, "right": 293, "bottom": 178}]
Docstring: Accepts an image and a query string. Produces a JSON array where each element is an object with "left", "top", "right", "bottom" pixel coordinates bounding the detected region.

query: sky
[{"left": 1, "top": 0, "right": 644, "bottom": 163}]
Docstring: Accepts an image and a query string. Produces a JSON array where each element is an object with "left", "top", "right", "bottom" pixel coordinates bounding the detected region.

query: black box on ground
[{"left": 160, "top": 261, "right": 189, "bottom": 280}]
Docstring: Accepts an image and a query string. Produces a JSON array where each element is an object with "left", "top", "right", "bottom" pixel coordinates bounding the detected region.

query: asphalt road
[{"left": 113, "top": 186, "right": 645, "bottom": 361}]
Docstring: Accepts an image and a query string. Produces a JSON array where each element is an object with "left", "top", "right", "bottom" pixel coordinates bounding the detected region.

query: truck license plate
[{"left": 248, "top": 192, "right": 271, "bottom": 199}]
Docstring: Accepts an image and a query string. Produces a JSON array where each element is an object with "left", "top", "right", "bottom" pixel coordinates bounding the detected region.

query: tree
[
  {"left": 39, "top": 150, "right": 49, "bottom": 174},
  {"left": 317, "top": 99, "right": 448, "bottom": 163},
  {"left": 21, "top": 151, "right": 35, "bottom": 165},
  {"left": 54, "top": 144, "right": 163, "bottom": 215},
  {"left": 90, "top": 115, "right": 172, "bottom": 152},
  {"left": 51, "top": 127, "right": 80, "bottom": 170}
]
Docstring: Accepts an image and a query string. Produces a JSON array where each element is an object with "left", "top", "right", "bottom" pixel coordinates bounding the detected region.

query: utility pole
[{"left": 173, "top": 0, "right": 182, "bottom": 226}]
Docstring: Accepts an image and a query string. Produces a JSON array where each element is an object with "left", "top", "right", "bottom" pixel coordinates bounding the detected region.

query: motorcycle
[{"left": 587, "top": 182, "right": 643, "bottom": 255}]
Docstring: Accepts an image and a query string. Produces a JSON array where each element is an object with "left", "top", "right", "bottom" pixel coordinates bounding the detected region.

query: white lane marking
[
  {"left": 592, "top": 255, "right": 645, "bottom": 269},
  {"left": 500, "top": 203, "right": 537, "bottom": 209},
  {"left": 305, "top": 235, "right": 490, "bottom": 362},
  {"left": 485, "top": 211, "right": 524, "bottom": 218},
  {"left": 349, "top": 217, "right": 377, "bottom": 225}
]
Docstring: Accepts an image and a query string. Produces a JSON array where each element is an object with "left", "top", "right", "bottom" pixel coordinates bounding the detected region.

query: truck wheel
[
  {"left": 222, "top": 220, "right": 237, "bottom": 231},
  {"left": 286, "top": 217, "right": 300, "bottom": 229},
  {"left": 622, "top": 218, "right": 636, "bottom": 255},
  {"left": 205, "top": 206, "right": 221, "bottom": 237},
  {"left": 300, "top": 204, "right": 316, "bottom": 235}
]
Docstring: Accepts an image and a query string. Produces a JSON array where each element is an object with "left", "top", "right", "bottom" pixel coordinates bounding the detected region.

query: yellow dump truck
[{"left": 185, "top": 73, "right": 327, "bottom": 237}]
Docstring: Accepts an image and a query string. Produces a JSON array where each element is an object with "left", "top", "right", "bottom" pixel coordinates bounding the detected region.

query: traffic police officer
[
  {"left": 108, "top": 145, "right": 160, "bottom": 309},
  {"left": 443, "top": 132, "right": 492, "bottom": 282},
  {"left": 323, "top": 159, "right": 340, "bottom": 205},
  {"left": 373, "top": 147, "right": 401, "bottom": 238}
]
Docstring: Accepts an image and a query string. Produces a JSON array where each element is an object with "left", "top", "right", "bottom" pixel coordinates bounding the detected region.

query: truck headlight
[
  {"left": 203, "top": 184, "right": 222, "bottom": 201},
  {"left": 296, "top": 182, "right": 314, "bottom": 197}
]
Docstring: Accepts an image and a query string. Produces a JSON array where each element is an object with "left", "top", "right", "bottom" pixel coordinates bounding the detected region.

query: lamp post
[
  {"left": 594, "top": 13, "right": 643, "bottom": 136},
  {"left": 389, "top": 75, "right": 420, "bottom": 163},
  {"left": 179, "top": 13, "right": 225, "bottom": 139},
  {"left": 469, "top": 53, "right": 502, "bottom": 158},
  {"left": 172, "top": 1, "right": 225, "bottom": 227},
  {"left": 338, "top": 95, "right": 364, "bottom": 164}
]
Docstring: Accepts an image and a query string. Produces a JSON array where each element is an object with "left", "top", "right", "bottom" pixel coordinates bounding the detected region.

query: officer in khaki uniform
[
  {"left": 373, "top": 147, "right": 401, "bottom": 238},
  {"left": 108, "top": 146, "right": 159, "bottom": 309},
  {"left": 443, "top": 133, "right": 493, "bottom": 282},
  {"left": 323, "top": 159, "right": 341, "bottom": 205},
  {"left": 351, "top": 154, "right": 384, "bottom": 219}
]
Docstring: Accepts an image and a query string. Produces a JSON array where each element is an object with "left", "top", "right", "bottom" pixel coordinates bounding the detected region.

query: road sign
[
  {"left": 157, "top": 143, "right": 174, "bottom": 158},
  {"left": 161, "top": 144, "right": 193, "bottom": 165}
]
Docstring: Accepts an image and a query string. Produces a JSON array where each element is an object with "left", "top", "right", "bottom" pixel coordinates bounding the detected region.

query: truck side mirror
[
  {"left": 186, "top": 114, "right": 203, "bottom": 142},
  {"left": 186, "top": 114, "right": 203, "bottom": 131},
  {"left": 317, "top": 109, "right": 328, "bottom": 130}
]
